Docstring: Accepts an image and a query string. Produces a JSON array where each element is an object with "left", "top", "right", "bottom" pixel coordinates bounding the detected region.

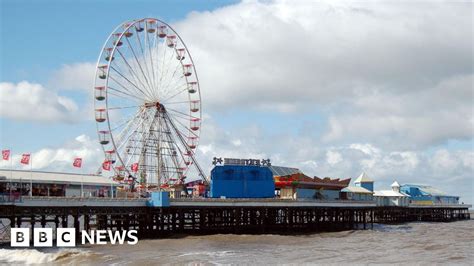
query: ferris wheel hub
[{"left": 144, "top": 101, "right": 163, "bottom": 109}]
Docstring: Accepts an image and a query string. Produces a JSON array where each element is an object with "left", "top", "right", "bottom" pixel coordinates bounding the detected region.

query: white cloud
[
  {"left": 326, "top": 150, "right": 342, "bottom": 166},
  {"left": 176, "top": 1, "right": 471, "bottom": 108},
  {"left": 322, "top": 74, "right": 474, "bottom": 148},
  {"left": 173, "top": 0, "right": 473, "bottom": 148},
  {"left": 430, "top": 149, "right": 460, "bottom": 173},
  {"left": 48, "top": 62, "right": 96, "bottom": 91},
  {"left": 0, "top": 81, "right": 78, "bottom": 123}
]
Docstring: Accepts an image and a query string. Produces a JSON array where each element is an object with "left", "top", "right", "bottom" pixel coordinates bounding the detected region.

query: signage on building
[{"left": 212, "top": 157, "right": 271, "bottom": 167}]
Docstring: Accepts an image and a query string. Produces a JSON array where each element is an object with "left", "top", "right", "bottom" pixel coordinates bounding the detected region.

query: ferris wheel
[{"left": 93, "top": 18, "right": 206, "bottom": 190}]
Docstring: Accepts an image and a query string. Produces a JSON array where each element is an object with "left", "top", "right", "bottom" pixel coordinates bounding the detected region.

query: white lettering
[
  {"left": 127, "top": 230, "right": 138, "bottom": 245},
  {"left": 11, "top": 228, "right": 29, "bottom": 247},
  {"left": 96, "top": 230, "right": 107, "bottom": 244},
  {"left": 81, "top": 230, "right": 95, "bottom": 245},
  {"left": 33, "top": 228, "right": 53, "bottom": 247},
  {"left": 57, "top": 228, "right": 76, "bottom": 247},
  {"left": 108, "top": 230, "right": 127, "bottom": 245}
]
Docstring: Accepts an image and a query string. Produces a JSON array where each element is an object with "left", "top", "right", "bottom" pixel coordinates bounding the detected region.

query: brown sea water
[{"left": 0, "top": 220, "right": 473, "bottom": 265}]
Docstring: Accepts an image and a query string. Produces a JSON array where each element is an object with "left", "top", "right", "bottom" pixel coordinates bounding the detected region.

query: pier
[{"left": 0, "top": 197, "right": 470, "bottom": 243}]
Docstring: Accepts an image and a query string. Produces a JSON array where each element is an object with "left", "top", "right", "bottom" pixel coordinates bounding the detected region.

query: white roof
[
  {"left": 0, "top": 169, "right": 118, "bottom": 186},
  {"left": 354, "top": 172, "right": 373, "bottom": 183},
  {"left": 391, "top": 181, "right": 400, "bottom": 187},
  {"left": 341, "top": 186, "right": 373, "bottom": 194},
  {"left": 374, "top": 190, "right": 408, "bottom": 197}
]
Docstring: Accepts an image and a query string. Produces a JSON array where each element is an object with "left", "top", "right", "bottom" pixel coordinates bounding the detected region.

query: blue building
[
  {"left": 354, "top": 172, "right": 374, "bottom": 192},
  {"left": 210, "top": 165, "right": 275, "bottom": 198},
  {"left": 400, "top": 184, "right": 460, "bottom": 205},
  {"left": 340, "top": 172, "right": 374, "bottom": 201}
]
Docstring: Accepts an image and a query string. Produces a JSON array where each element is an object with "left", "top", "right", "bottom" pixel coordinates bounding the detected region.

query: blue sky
[
  {"left": 1, "top": 0, "right": 237, "bottom": 81},
  {"left": 0, "top": 0, "right": 473, "bottom": 202}
]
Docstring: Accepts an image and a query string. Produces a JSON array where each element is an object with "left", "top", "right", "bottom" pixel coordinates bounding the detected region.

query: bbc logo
[
  {"left": 11, "top": 228, "right": 138, "bottom": 247},
  {"left": 11, "top": 228, "right": 76, "bottom": 247}
]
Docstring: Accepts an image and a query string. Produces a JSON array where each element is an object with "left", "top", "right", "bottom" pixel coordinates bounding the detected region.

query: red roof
[{"left": 275, "top": 173, "right": 350, "bottom": 190}]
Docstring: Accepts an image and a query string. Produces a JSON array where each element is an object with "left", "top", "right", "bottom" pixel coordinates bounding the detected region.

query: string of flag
[{"left": 2, "top": 149, "right": 139, "bottom": 173}]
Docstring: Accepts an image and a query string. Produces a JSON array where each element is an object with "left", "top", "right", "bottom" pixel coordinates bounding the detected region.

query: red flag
[
  {"left": 73, "top": 158, "right": 82, "bottom": 168},
  {"left": 102, "top": 160, "right": 111, "bottom": 171},
  {"left": 131, "top": 163, "right": 139, "bottom": 172},
  {"left": 20, "top": 154, "right": 30, "bottom": 165},
  {"left": 2, "top": 150, "right": 10, "bottom": 160}
]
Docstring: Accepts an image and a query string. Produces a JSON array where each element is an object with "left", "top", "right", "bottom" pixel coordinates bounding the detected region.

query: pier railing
[{"left": 0, "top": 193, "right": 22, "bottom": 204}]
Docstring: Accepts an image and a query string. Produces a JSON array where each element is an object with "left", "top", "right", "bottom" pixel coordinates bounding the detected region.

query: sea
[{"left": 0, "top": 220, "right": 472, "bottom": 265}]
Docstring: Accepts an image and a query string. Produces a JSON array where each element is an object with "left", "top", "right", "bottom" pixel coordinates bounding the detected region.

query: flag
[
  {"left": 102, "top": 160, "right": 111, "bottom": 171},
  {"left": 2, "top": 150, "right": 10, "bottom": 160},
  {"left": 20, "top": 154, "right": 30, "bottom": 165},
  {"left": 73, "top": 158, "right": 82, "bottom": 168},
  {"left": 131, "top": 163, "right": 139, "bottom": 172}
]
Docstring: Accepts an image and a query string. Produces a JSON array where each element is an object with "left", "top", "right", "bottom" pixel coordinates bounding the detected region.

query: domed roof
[
  {"left": 391, "top": 181, "right": 400, "bottom": 187},
  {"left": 354, "top": 172, "right": 374, "bottom": 183}
]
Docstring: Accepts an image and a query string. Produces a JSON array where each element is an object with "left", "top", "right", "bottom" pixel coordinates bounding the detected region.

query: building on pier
[
  {"left": 374, "top": 181, "right": 409, "bottom": 206},
  {"left": 340, "top": 172, "right": 374, "bottom": 201},
  {"left": 0, "top": 169, "right": 118, "bottom": 198},
  {"left": 210, "top": 164, "right": 275, "bottom": 198},
  {"left": 274, "top": 173, "right": 350, "bottom": 200},
  {"left": 400, "top": 184, "right": 460, "bottom": 205}
]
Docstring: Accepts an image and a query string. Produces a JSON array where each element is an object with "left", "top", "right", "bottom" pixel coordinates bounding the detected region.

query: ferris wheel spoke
[
  {"left": 135, "top": 25, "right": 157, "bottom": 100},
  {"left": 107, "top": 87, "right": 145, "bottom": 103},
  {"left": 166, "top": 107, "right": 199, "bottom": 120},
  {"left": 161, "top": 84, "right": 188, "bottom": 103},
  {"left": 164, "top": 119, "right": 182, "bottom": 169},
  {"left": 114, "top": 48, "right": 151, "bottom": 97},
  {"left": 112, "top": 108, "right": 147, "bottom": 145},
  {"left": 107, "top": 86, "right": 147, "bottom": 104},
  {"left": 145, "top": 22, "right": 158, "bottom": 96},
  {"left": 116, "top": 111, "right": 152, "bottom": 169},
  {"left": 157, "top": 39, "right": 171, "bottom": 94},
  {"left": 113, "top": 107, "right": 147, "bottom": 143},
  {"left": 110, "top": 65, "right": 152, "bottom": 100},
  {"left": 160, "top": 57, "right": 184, "bottom": 97},
  {"left": 161, "top": 77, "right": 186, "bottom": 100},
  {"left": 165, "top": 100, "right": 192, "bottom": 105},
  {"left": 160, "top": 75, "right": 183, "bottom": 101},
  {"left": 165, "top": 112, "right": 196, "bottom": 159},
  {"left": 163, "top": 54, "right": 180, "bottom": 100},
  {"left": 123, "top": 130, "right": 148, "bottom": 172},
  {"left": 167, "top": 112, "right": 199, "bottom": 138},
  {"left": 151, "top": 32, "right": 163, "bottom": 100},
  {"left": 108, "top": 105, "right": 142, "bottom": 110},
  {"left": 109, "top": 112, "right": 140, "bottom": 133},
  {"left": 125, "top": 36, "right": 155, "bottom": 98}
]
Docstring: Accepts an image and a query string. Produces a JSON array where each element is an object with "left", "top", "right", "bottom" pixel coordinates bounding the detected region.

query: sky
[{"left": 0, "top": 0, "right": 473, "bottom": 202}]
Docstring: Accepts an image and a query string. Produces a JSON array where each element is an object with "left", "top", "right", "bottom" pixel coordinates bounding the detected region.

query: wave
[{"left": 0, "top": 248, "right": 92, "bottom": 265}]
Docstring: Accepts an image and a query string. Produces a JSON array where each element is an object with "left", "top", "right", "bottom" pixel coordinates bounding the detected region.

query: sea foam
[{"left": 0, "top": 248, "right": 90, "bottom": 265}]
